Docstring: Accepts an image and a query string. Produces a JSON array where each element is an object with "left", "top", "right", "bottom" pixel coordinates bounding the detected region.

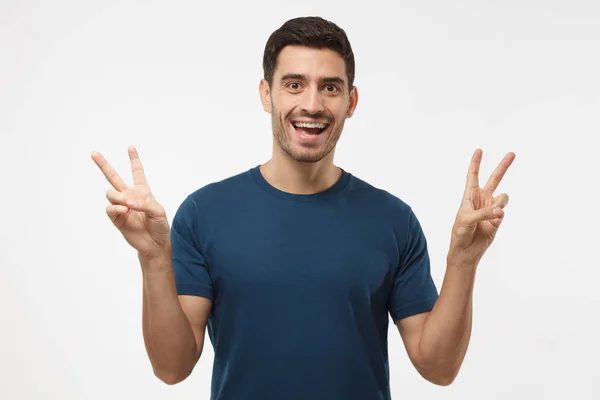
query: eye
[
  {"left": 324, "top": 84, "right": 339, "bottom": 92},
  {"left": 287, "top": 82, "right": 302, "bottom": 90}
]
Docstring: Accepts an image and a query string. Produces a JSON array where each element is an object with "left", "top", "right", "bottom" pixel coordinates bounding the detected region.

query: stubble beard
[{"left": 271, "top": 107, "right": 345, "bottom": 164}]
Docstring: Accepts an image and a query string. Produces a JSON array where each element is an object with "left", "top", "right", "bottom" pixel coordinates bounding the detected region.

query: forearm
[
  {"left": 418, "top": 258, "right": 477, "bottom": 383},
  {"left": 140, "top": 249, "right": 198, "bottom": 383}
]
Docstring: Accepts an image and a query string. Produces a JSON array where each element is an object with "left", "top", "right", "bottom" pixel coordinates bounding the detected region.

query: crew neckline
[{"left": 250, "top": 164, "right": 351, "bottom": 202}]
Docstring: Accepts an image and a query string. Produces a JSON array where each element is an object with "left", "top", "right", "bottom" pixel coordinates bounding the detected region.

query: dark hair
[{"left": 262, "top": 16, "right": 355, "bottom": 90}]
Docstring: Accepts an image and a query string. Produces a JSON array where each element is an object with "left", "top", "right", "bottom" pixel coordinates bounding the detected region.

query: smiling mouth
[{"left": 291, "top": 121, "right": 329, "bottom": 135}]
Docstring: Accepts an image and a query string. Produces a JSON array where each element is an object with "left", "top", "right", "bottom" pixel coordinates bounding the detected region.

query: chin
[{"left": 287, "top": 144, "right": 335, "bottom": 163}]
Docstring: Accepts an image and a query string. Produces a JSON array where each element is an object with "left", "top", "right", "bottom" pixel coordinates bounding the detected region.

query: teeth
[{"left": 293, "top": 122, "right": 327, "bottom": 129}]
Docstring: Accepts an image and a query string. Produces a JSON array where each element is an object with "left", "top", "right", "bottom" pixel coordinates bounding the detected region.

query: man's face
[{"left": 260, "top": 45, "right": 358, "bottom": 163}]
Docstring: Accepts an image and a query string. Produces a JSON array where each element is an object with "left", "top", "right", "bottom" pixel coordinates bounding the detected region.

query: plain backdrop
[{"left": 1, "top": 0, "right": 599, "bottom": 399}]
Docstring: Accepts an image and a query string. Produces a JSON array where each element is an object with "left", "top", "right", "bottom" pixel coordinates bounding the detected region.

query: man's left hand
[{"left": 447, "top": 149, "right": 516, "bottom": 267}]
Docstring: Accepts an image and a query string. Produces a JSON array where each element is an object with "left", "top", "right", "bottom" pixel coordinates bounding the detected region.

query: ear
[
  {"left": 345, "top": 86, "right": 359, "bottom": 118},
  {"left": 259, "top": 79, "right": 272, "bottom": 113}
]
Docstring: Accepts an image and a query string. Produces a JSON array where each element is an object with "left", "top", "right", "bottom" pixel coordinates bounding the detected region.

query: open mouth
[{"left": 291, "top": 121, "right": 329, "bottom": 136}]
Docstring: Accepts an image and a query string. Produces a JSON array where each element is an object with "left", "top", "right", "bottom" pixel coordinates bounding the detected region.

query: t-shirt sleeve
[
  {"left": 388, "top": 208, "right": 439, "bottom": 322},
  {"left": 170, "top": 195, "right": 214, "bottom": 300}
]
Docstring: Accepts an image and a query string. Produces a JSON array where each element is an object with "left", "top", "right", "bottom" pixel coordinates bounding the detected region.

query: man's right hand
[{"left": 91, "top": 146, "right": 171, "bottom": 260}]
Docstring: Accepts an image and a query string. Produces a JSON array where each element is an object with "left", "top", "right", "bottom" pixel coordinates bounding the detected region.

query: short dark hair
[{"left": 262, "top": 16, "right": 355, "bottom": 90}]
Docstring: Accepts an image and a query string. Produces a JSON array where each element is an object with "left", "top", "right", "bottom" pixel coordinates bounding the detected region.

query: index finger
[
  {"left": 128, "top": 146, "right": 148, "bottom": 186},
  {"left": 91, "top": 151, "right": 128, "bottom": 191},
  {"left": 483, "top": 152, "right": 516, "bottom": 193}
]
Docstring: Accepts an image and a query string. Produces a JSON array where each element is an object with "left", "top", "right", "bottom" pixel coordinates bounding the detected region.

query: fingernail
[{"left": 128, "top": 200, "right": 137, "bottom": 207}]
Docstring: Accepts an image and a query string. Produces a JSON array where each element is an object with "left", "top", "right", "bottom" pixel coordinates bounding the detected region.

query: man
[{"left": 92, "top": 16, "right": 515, "bottom": 400}]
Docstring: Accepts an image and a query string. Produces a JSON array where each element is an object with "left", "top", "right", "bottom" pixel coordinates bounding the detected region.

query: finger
[
  {"left": 125, "top": 197, "right": 165, "bottom": 219},
  {"left": 483, "top": 152, "right": 516, "bottom": 194},
  {"left": 106, "top": 204, "right": 130, "bottom": 222},
  {"left": 128, "top": 146, "right": 148, "bottom": 186},
  {"left": 461, "top": 205, "right": 505, "bottom": 226},
  {"left": 493, "top": 193, "right": 510, "bottom": 208},
  {"left": 91, "top": 152, "right": 128, "bottom": 191},
  {"left": 464, "top": 149, "right": 483, "bottom": 194},
  {"left": 106, "top": 188, "right": 127, "bottom": 205},
  {"left": 490, "top": 215, "right": 504, "bottom": 229}
]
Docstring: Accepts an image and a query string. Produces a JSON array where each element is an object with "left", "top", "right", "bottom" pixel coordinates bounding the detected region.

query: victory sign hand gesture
[
  {"left": 91, "top": 146, "right": 171, "bottom": 260},
  {"left": 448, "top": 149, "right": 516, "bottom": 266}
]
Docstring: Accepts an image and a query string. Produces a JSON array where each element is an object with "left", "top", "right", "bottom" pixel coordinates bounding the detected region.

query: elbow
[
  {"left": 151, "top": 349, "right": 200, "bottom": 385},
  {"left": 428, "top": 374, "right": 456, "bottom": 387},
  {"left": 416, "top": 361, "right": 459, "bottom": 387},
  {"left": 153, "top": 367, "right": 192, "bottom": 386},
  {"left": 157, "top": 374, "right": 186, "bottom": 386},
  {"left": 422, "top": 368, "right": 459, "bottom": 387}
]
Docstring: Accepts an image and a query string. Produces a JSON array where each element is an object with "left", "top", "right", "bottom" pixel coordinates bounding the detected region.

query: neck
[{"left": 260, "top": 146, "right": 341, "bottom": 195}]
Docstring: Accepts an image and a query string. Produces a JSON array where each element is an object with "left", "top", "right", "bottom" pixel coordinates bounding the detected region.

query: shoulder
[
  {"left": 187, "top": 167, "right": 253, "bottom": 204},
  {"left": 346, "top": 171, "right": 413, "bottom": 218},
  {"left": 173, "top": 167, "right": 253, "bottom": 220}
]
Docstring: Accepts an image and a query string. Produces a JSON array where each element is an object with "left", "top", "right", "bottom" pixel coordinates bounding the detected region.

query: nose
[{"left": 300, "top": 87, "right": 325, "bottom": 115}]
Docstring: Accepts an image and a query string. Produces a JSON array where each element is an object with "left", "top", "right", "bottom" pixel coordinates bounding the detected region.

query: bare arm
[
  {"left": 396, "top": 150, "right": 514, "bottom": 386},
  {"left": 91, "top": 147, "right": 213, "bottom": 385},
  {"left": 396, "top": 260, "right": 475, "bottom": 386},
  {"left": 140, "top": 248, "right": 213, "bottom": 385}
]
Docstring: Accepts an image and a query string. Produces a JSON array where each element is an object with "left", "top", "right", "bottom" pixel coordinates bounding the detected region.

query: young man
[{"left": 92, "top": 16, "right": 514, "bottom": 400}]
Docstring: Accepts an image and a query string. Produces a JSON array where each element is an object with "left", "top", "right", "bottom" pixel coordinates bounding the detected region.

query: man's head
[{"left": 259, "top": 17, "right": 358, "bottom": 164}]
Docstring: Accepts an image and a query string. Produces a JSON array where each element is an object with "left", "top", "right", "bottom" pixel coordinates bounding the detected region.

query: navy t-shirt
[{"left": 170, "top": 165, "right": 439, "bottom": 400}]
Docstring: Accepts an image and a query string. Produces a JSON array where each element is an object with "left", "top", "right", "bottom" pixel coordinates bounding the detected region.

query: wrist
[
  {"left": 446, "top": 252, "right": 479, "bottom": 271},
  {"left": 138, "top": 245, "right": 172, "bottom": 271}
]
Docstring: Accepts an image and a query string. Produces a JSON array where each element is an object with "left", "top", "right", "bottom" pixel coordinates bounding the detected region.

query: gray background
[{"left": 1, "top": 0, "right": 599, "bottom": 399}]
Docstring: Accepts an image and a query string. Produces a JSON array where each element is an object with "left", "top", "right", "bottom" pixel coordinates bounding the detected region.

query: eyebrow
[{"left": 280, "top": 73, "right": 346, "bottom": 86}]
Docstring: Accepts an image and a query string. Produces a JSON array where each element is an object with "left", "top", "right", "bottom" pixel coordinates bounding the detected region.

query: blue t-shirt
[{"left": 170, "top": 165, "right": 439, "bottom": 400}]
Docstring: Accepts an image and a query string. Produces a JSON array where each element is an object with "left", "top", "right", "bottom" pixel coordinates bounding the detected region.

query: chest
[{"left": 203, "top": 212, "right": 398, "bottom": 313}]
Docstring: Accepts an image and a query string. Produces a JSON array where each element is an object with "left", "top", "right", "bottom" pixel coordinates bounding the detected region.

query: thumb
[{"left": 126, "top": 197, "right": 166, "bottom": 219}]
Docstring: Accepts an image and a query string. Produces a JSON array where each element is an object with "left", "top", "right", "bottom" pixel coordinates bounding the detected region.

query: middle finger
[{"left": 483, "top": 152, "right": 515, "bottom": 193}]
